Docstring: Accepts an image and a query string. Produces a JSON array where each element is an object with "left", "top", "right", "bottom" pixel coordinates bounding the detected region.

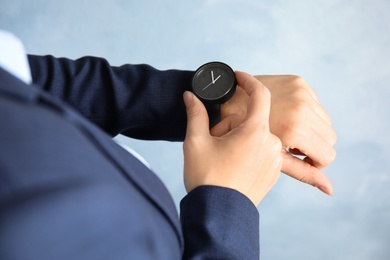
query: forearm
[
  {"left": 180, "top": 186, "right": 260, "bottom": 259},
  {"left": 28, "top": 54, "right": 194, "bottom": 140}
]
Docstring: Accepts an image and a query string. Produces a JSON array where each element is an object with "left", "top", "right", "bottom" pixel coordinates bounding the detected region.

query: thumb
[
  {"left": 183, "top": 91, "right": 210, "bottom": 138},
  {"left": 281, "top": 150, "right": 334, "bottom": 196}
]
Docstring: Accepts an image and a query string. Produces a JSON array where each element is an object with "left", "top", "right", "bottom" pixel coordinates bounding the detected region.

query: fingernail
[{"left": 317, "top": 185, "right": 333, "bottom": 196}]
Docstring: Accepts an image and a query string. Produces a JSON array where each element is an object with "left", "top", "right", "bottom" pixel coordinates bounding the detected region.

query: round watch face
[{"left": 192, "top": 62, "right": 237, "bottom": 104}]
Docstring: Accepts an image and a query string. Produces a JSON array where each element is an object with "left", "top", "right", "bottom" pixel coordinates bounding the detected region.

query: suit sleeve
[
  {"left": 28, "top": 55, "right": 194, "bottom": 141},
  {"left": 180, "top": 186, "right": 260, "bottom": 260}
]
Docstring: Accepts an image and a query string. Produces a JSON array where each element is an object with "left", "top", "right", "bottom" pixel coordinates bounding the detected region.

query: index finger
[{"left": 235, "top": 71, "right": 271, "bottom": 126}]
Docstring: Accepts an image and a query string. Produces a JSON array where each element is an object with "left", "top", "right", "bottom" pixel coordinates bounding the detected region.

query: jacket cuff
[{"left": 180, "top": 186, "right": 259, "bottom": 259}]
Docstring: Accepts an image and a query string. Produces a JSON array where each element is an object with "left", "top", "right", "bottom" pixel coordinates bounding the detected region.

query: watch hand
[
  {"left": 203, "top": 74, "right": 223, "bottom": 91},
  {"left": 202, "top": 81, "right": 214, "bottom": 91},
  {"left": 214, "top": 74, "right": 221, "bottom": 83},
  {"left": 211, "top": 71, "right": 215, "bottom": 83}
]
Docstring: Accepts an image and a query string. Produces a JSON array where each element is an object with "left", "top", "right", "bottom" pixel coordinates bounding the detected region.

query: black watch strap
[{"left": 204, "top": 103, "right": 221, "bottom": 129}]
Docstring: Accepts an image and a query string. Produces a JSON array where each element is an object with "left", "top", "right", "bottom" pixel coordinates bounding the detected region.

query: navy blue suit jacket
[{"left": 0, "top": 56, "right": 260, "bottom": 259}]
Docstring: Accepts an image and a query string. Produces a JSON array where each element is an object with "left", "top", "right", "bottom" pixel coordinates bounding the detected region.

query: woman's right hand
[{"left": 183, "top": 71, "right": 283, "bottom": 206}]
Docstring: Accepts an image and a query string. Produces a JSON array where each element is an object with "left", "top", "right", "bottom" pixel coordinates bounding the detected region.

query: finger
[
  {"left": 303, "top": 126, "right": 336, "bottom": 168},
  {"left": 235, "top": 71, "right": 271, "bottom": 126},
  {"left": 305, "top": 145, "right": 336, "bottom": 170},
  {"left": 288, "top": 133, "right": 336, "bottom": 169},
  {"left": 281, "top": 149, "right": 334, "bottom": 195},
  {"left": 303, "top": 108, "right": 337, "bottom": 165},
  {"left": 210, "top": 114, "right": 243, "bottom": 137},
  {"left": 183, "top": 91, "right": 210, "bottom": 138},
  {"left": 281, "top": 110, "right": 337, "bottom": 167}
]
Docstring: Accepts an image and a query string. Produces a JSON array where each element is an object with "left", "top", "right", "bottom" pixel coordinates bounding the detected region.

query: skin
[
  {"left": 183, "top": 71, "right": 283, "bottom": 206},
  {"left": 213, "top": 74, "right": 337, "bottom": 195}
]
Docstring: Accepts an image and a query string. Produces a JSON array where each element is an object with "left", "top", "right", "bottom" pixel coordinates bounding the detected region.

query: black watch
[{"left": 191, "top": 62, "right": 237, "bottom": 128}]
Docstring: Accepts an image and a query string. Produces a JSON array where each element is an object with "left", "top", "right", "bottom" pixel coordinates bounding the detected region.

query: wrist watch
[{"left": 191, "top": 62, "right": 237, "bottom": 128}]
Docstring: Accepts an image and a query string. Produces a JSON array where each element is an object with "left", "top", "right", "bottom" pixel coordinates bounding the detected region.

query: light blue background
[{"left": 1, "top": 0, "right": 389, "bottom": 259}]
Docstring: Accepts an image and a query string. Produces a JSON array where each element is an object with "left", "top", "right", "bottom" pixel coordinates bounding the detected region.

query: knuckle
[
  {"left": 278, "top": 124, "right": 305, "bottom": 145},
  {"left": 331, "top": 130, "right": 338, "bottom": 146},
  {"left": 295, "top": 167, "right": 315, "bottom": 185},
  {"left": 267, "top": 134, "right": 283, "bottom": 157},
  {"left": 288, "top": 75, "right": 309, "bottom": 88},
  {"left": 298, "top": 175, "right": 310, "bottom": 184},
  {"left": 261, "top": 84, "right": 272, "bottom": 97},
  {"left": 317, "top": 147, "right": 337, "bottom": 168},
  {"left": 292, "top": 92, "right": 312, "bottom": 110},
  {"left": 282, "top": 98, "right": 312, "bottom": 124},
  {"left": 326, "top": 148, "right": 337, "bottom": 165},
  {"left": 261, "top": 86, "right": 272, "bottom": 105},
  {"left": 273, "top": 136, "right": 283, "bottom": 152}
]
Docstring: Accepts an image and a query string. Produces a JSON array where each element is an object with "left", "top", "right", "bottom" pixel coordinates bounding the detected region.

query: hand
[
  {"left": 213, "top": 75, "right": 337, "bottom": 195},
  {"left": 183, "top": 71, "right": 282, "bottom": 206}
]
